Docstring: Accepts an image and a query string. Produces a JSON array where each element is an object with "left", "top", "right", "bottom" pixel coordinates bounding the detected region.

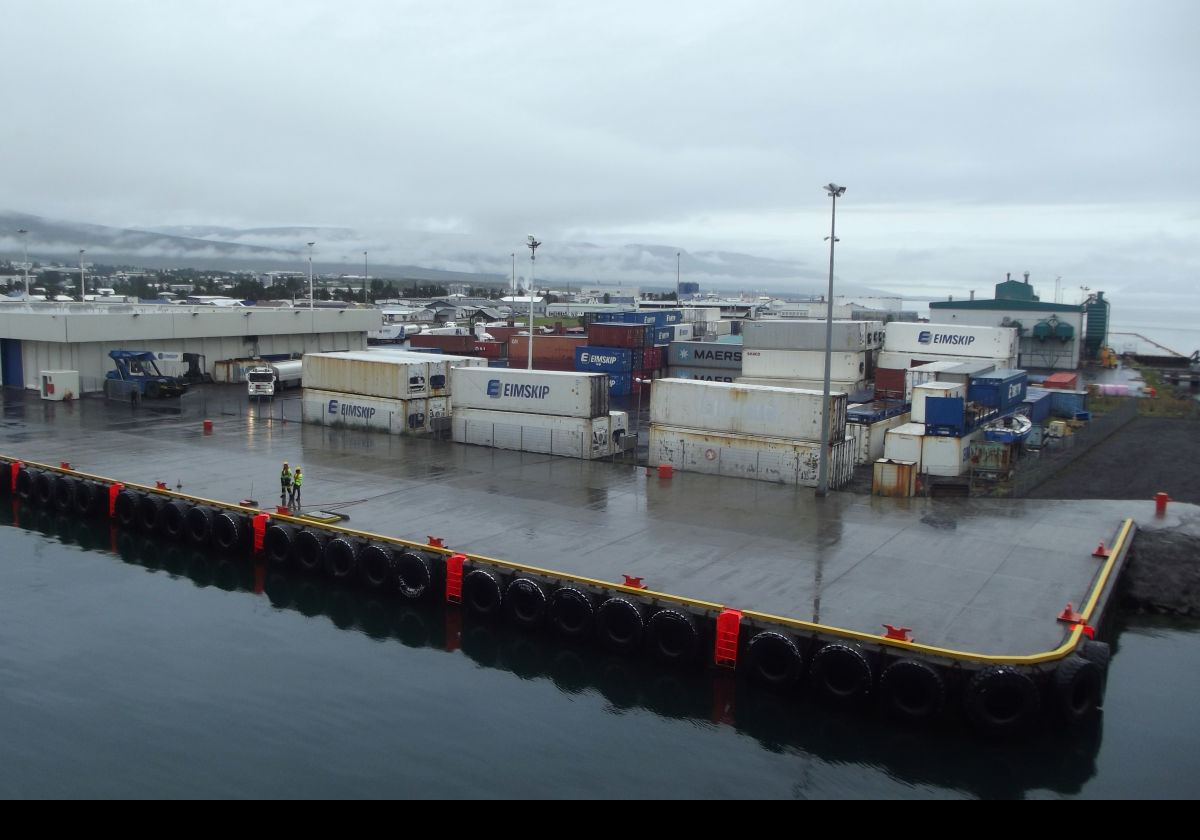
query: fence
[{"left": 1010, "top": 399, "right": 1140, "bottom": 497}]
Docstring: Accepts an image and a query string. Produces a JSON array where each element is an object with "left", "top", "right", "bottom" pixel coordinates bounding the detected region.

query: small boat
[{"left": 983, "top": 412, "right": 1033, "bottom": 444}]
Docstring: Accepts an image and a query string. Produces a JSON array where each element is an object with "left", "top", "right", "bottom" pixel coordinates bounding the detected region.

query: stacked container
[
  {"left": 449, "top": 367, "right": 624, "bottom": 459},
  {"left": 737, "top": 319, "right": 881, "bottom": 395},
  {"left": 665, "top": 340, "right": 742, "bottom": 383},
  {"left": 648, "top": 378, "right": 852, "bottom": 488},
  {"left": 301, "top": 350, "right": 486, "bottom": 436}
]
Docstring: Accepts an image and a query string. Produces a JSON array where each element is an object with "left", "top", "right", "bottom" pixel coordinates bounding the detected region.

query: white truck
[{"left": 247, "top": 359, "right": 303, "bottom": 399}]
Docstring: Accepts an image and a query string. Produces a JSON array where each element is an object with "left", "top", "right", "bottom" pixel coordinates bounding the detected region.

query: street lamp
[
  {"left": 16, "top": 228, "right": 29, "bottom": 291},
  {"left": 307, "top": 242, "right": 315, "bottom": 310},
  {"left": 79, "top": 249, "right": 86, "bottom": 300},
  {"left": 526, "top": 235, "right": 540, "bottom": 369},
  {"left": 363, "top": 251, "right": 369, "bottom": 304},
  {"left": 511, "top": 253, "right": 516, "bottom": 295},
  {"left": 816, "top": 183, "right": 845, "bottom": 497}
]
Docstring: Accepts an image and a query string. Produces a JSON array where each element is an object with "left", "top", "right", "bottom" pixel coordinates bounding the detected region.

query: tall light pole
[
  {"left": 307, "top": 242, "right": 315, "bottom": 310},
  {"left": 676, "top": 251, "right": 680, "bottom": 291},
  {"left": 816, "top": 183, "right": 845, "bottom": 497},
  {"left": 511, "top": 253, "right": 516, "bottom": 295},
  {"left": 526, "top": 235, "right": 540, "bottom": 369},
  {"left": 78, "top": 249, "right": 86, "bottom": 300},
  {"left": 363, "top": 251, "right": 369, "bottom": 304},
  {"left": 17, "top": 228, "right": 29, "bottom": 290}
]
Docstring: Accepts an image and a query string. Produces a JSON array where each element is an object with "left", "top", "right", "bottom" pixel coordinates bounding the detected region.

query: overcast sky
[{"left": 4, "top": 0, "right": 1198, "bottom": 308}]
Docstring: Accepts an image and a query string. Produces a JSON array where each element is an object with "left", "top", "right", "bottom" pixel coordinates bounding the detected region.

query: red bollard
[{"left": 1155, "top": 492, "right": 1171, "bottom": 515}]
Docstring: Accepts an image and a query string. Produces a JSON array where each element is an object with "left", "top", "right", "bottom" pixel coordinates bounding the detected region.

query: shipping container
[
  {"left": 452, "top": 407, "right": 620, "bottom": 459},
  {"left": 618, "top": 310, "right": 680, "bottom": 327},
  {"left": 574, "top": 345, "right": 634, "bottom": 373},
  {"left": 885, "top": 322, "right": 1019, "bottom": 359},
  {"left": 303, "top": 351, "right": 438, "bottom": 400},
  {"left": 923, "top": 429, "right": 984, "bottom": 477},
  {"left": 1047, "top": 388, "right": 1090, "bottom": 419},
  {"left": 741, "top": 319, "right": 884, "bottom": 351},
  {"left": 967, "top": 369, "right": 1028, "bottom": 412},
  {"left": 923, "top": 396, "right": 967, "bottom": 436},
  {"left": 407, "top": 333, "right": 477, "bottom": 354},
  {"left": 302, "top": 387, "right": 449, "bottom": 435},
  {"left": 508, "top": 334, "right": 589, "bottom": 369},
  {"left": 449, "top": 366, "right": 610, "bottom": 418},
  {"left": 935, "top": 360, "right": 996, "bottom": 387},
  {"left": 650, "top": 378, "right": 846, "bottom": 443},
  {"left": 363, "top": 348, "right": 488, "bottom": 394},
  {"left": 877, "top": 349, "right": 1018, "bottom": 371},
  {"left": 1022, "top": 387, "right": 1054, "bottom": 425},
  {"left": 666, "top": 341, "right": 743, "bottom": 370},
  {"left": 1042, "top": 371, "right": 1080, "bottom": 390},
  {"left": 883, "top": 422, "right": 926, "bottom": 469},
  {"left": 911, "top": 381, "right": 967, "bottom": 424},
  {"left": 873, "top": 367, "right": 906, "bottom": 401},
  {"left": 588, "top": 323, "right": 649, "bottom": 348},
  {"left": 872, "top": 459, "right": 918, "bottom": 497},
  {"left": 741, "top": 348, "right": 869, "bottom": 381},
  {"left": 846, "top": 410, "right": 913, "bottom": 465},
  {"left": 846, "top": 400, "right": 908, "bottom": 425},
  {"left": 643, "top": 346, "right": 663, "bottom": 371},
  {"left": 668, "top": 323, "right": 695, "bottom": 341},
  {"left": 648, "top": 424, "right": 854, "bottom": 488},
  {"left": 734, "top": 375, "right": 867, "bottom": 394},
  {"left": 667, "top": 368, "right": 737, "bottom": 383},
  {"left": 969, "top": 440, "right": 1014, "bottom": 474}
]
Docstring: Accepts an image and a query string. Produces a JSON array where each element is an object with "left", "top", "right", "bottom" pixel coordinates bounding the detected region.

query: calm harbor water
[{"left": 2, "top": 506, "right": 1198, "bottom": 800}]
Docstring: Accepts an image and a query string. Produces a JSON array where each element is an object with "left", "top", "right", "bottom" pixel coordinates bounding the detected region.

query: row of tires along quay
[{"left": 2, "top": 455, "right": 1119, "bottom": 738}]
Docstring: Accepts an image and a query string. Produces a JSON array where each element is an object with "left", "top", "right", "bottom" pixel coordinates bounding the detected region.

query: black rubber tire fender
[
  {"left": 744, "top": 630, "right": 804, "bottom": 688},
  {"left": 323, "top": 536, "right": 359, "bottom": 580},
  {"left": 645, "top": 607, "right": 701, "bottom": 665},
  {"left": 462, "top": 568, "right": 505, "bottom": 618},
  {"left": 262, "top": 523, "right": 297, "bottom": 566},
  {"left": 145, "top": 381, "right": 160, "bottom": 398},
  {"left": 1079, "top": 640, "right": 1112, "bottom": 689},
  {"left": 1054, "top": 655, "right": 1104, "bottom": 725},
  {"left": 359, "top": 543, "right": 394, "bottom": 589},
  {"left": 52, "top": 475, "right": 77, "bottom": 512},
  {"left": 964, "top": 665, "right": 1041, "bottom": 735},
  {"left": 185, "top": 505, "right": 215, "bottom": 546},
  {"left": 878, "top": 658, "right": 947, "bottom": 723},
  {"left": 504, "top": 577, "right": 550, "bottom": 629},
  {"left": 74, "top": 480, "right": 101, "bottom": 517},
  {"left": 137, "top": 494, "right": 166, "bottom": 532},
  {"left": 293, "top": 529, "right": 328, "bottom": 573},
  {"left": 157, "top": 499, "right": 190, "bottom": 541},
  {"left": 394, "top": 551, "right": 433, "bottom": 601},
  {"left": 548, "top": 587, "right": 596, "bottom": 639},
  {"left": 212, "top": 511, "right": 245, "bottom": 553},
  {"left": 113, "top": 489, "right": 141, "bottom": 529},
  {"left": 809, "top": 642, "right": 874, "bottom": 705},
  {"left": 33, "top": 470, "right": 55, "bottom": 507},
  {"left": 14, "top": 466, "right": 35, "bottom": 501},
  {"left": 596, "top": 596, "right": 647, "bottom": 654}
]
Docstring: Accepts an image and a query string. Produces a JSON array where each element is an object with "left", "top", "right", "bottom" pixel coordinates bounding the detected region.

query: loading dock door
[{"left": 1, "top": 339, "right": 21, "bottom": 388}]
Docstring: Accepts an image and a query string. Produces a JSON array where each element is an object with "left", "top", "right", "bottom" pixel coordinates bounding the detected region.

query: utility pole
[{"left": 526, "top": 235, "right": 540, "bottom": 369}]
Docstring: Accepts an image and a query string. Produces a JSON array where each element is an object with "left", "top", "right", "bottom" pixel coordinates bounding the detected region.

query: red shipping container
[
  {"left": 509, "top": 335, "right": 588, "bottom": 368},
  {"left": 1042, "top": 372, "right": 1079, "bottom": 390},
  {"left": 874, "top": 368, "right": 905, "bottom": 400},
  {"left": 473, "top": 341, "right": 503, "bottom": 358},
  {"left": 644, "top": 346, "right": 663, "bottom": 371},
  {"left": 589, "top": 323, "right": 649, "bottom": 348},
  {"left": 408, "top": 334, "right": 477, "bottom": 353}
]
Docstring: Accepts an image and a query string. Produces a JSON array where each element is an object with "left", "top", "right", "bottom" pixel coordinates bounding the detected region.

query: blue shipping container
[
  {"left": 575, "top": 345, "right": 633, "bottom": 373},
  {"left": 968, "top": 369, "right": 1028, "bottom": 411},
  {"left": 1022, "top": 387, "right": 1054, "bottom": 425},
  {"left": 1048, "top": 389, "right": 1089, "bottom": 418},
  {"left": 608, "top": 372, "right": 632, "bottom": 396}
]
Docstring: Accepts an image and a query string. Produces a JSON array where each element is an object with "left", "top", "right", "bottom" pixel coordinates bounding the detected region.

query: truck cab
[{"left": 247, "top": 366, "right": 278, "bottom": 399}]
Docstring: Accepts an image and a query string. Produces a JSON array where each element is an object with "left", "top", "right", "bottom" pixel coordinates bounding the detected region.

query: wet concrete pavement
[{"left": 3, "top": 383, "right": 1193, "bottom": 659}]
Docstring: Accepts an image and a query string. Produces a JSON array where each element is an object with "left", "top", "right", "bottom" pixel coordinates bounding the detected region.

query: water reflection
[{"left": 1, "top": 500, "right": 1104, "bottom": 799}]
